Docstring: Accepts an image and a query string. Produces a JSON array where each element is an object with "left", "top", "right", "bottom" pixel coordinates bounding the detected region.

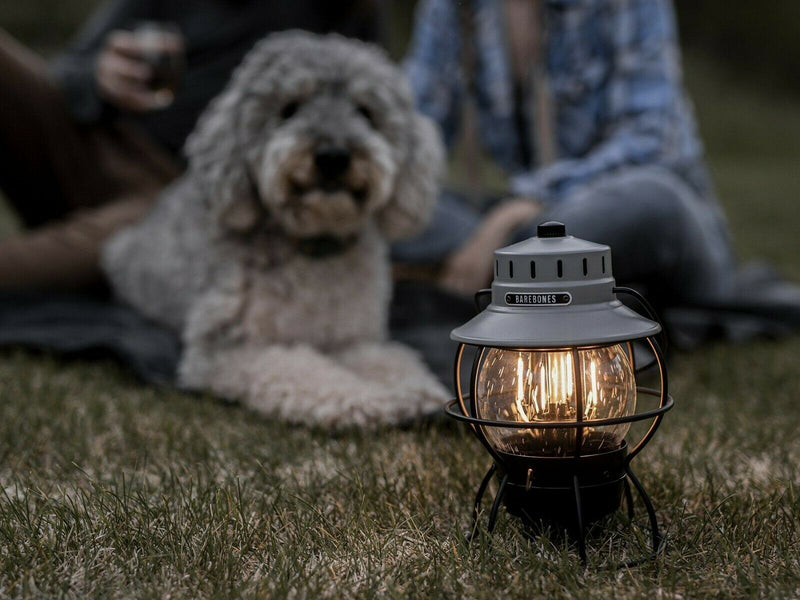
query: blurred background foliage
[
  {"left": 0, "top": 0, "right": 98, "bottom": 53},
  {"left": 674, "top": 0, "right": 800, "bottom": 94}
]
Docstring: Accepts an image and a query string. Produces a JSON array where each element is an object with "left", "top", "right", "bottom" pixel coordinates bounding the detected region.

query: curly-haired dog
[{"left": 102, "top": 31, "right": 448, "bottom": 427}]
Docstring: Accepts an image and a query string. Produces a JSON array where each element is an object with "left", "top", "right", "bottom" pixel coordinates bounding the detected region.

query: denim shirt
[{"left": 404, "top": 0, "right": 710, "bottom": 202}]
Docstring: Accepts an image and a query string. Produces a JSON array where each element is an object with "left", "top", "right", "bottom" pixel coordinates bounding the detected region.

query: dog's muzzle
[
  {"left": 314, "top": 145, "right": 351, "bottom": 181},
  {"left": 295, "top": 234, "right": 358, "bottom": 259}
]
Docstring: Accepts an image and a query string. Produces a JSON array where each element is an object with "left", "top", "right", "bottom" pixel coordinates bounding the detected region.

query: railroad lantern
[{"left": 445, "top": 222, "right": 674, "bottom": 564}]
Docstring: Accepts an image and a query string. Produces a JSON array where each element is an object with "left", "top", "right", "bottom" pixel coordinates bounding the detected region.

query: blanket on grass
[
  {"left": 0, "top": 282, "right": 474, "bottom": 387},
  {"left": 0, "top": 269, "right": 798, "bottom": 387}
]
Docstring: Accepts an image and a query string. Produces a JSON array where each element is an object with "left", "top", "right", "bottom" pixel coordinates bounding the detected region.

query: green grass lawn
[{"left": 1, "top": 55, "right": 799, "bottom": 598}]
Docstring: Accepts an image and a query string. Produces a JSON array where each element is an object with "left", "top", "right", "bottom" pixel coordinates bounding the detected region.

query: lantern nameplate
[{"left": 504, "top": 292, "right": 572, "bottom": 306}]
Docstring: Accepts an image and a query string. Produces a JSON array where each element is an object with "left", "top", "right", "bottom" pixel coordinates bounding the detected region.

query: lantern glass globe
[{"left": 475, "top": 344, "right": 637, "bottom": 456}]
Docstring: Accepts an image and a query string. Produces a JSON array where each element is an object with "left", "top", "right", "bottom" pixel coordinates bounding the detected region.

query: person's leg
[
  {"left": 0, "top": 29, "right": 114, "bottom": 225},
  {"left": 0, "top": 195, "right": 158, "bottom": 291},
  {"left": 522, "top": 167, "right": 737, "bottom": 305},
  {"left": 0, "top": 30, "right": 181, "bottom": 290}
]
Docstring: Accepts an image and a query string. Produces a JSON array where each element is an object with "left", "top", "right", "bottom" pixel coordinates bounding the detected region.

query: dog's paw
[
  {"left": 243, "top": 379, "right": 424, "bottom": 430},
  {"left": 335, "top": 341, "right": 448, "bottom": 416},
  {"left": 180, "top": 342, "right": 446, "bottom": 429},
  {"left": 212, "top": 344, "right": 429, "bottom": 429}
]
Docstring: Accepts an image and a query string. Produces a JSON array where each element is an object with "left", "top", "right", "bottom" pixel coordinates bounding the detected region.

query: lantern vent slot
[
  {"left": 557, "top": 260, "right": 563, "bottom": 278},
  {"left": 495, "top": 260, "right": 499, "bottom": 276},
  {"left": 602, "top": 256, "right": 606, "bottom": 273},
  {"left": 530, "top": 261, "right": 536, "bottom": 279},
  {"left": 509, "top": 261, "right": 514, "bottom": 279},
  {"left": 582, "top": 258, "right": 588, "bottom": 276}
]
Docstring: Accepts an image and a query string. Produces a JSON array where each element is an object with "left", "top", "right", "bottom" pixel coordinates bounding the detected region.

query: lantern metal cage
[{"left": 444, "top": 222, "right": 674, "bottom": 566}]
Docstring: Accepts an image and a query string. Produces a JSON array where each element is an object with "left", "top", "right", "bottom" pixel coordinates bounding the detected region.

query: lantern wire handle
[
  {"left": 474, "top": 288, "right": 492, "bottom": 313},
  {"left": 613, "top": 286, "right": 669, "bottom": 355}
]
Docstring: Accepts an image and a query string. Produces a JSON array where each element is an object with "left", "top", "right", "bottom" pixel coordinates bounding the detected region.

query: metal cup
[{"left": 133, "top": 22, "right": 185, "bottom": 105}]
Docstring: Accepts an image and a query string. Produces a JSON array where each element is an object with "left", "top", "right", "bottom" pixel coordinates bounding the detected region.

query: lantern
[{"left": 445, "top": 222, "right": 673, "bottom": 564}]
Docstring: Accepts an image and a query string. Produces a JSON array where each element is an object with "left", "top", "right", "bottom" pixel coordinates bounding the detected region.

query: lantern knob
[{"left": 537, "top": 221, "right": 566, "bottom": 238}]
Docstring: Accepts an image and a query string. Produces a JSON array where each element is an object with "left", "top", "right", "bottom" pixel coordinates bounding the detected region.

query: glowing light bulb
[
  {"left": 475, "top": 345, "right": 636, "bottom": 456},
  {"left": 516, "top": 353, "right": 526, "bottom": 418}
]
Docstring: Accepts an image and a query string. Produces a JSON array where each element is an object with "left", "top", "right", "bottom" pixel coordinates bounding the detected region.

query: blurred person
[
  {"left": 0, "top": 0, "right": 379, "bottom": 290},
  {"left": 396, "top": 0, "right": 748, "bottom": 318}
]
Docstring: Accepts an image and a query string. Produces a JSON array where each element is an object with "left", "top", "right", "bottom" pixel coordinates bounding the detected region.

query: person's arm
[
  {"left": 510, "top": 0, "right": 689, "bottom": 203},
  {"left": 49, "top": 0, "right": 151, "bottom": 122},
  {"left": 403, "top": 0, "right": 463, "bottom": 148},
  {"left": 439, "top": 198, "right": 540, "bottom": 293}
]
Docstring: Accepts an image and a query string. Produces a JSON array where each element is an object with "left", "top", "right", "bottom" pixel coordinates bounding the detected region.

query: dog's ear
[
  {"left": 184, "top": 33, "right": 305, "bottom": 233},
  {"left": 376, "top": 113, "right": 444, "bottom": 241},
  {"left": 185, "top": 92, "right": 261, "bottom": 232}
]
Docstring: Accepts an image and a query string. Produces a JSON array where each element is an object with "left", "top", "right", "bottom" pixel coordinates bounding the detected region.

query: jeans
[
  {"left": 0, "top": 29, "right": 180, "bottom": 290},
  {"left": 392, "top": 166, "right": 737, "bottom": 305}
]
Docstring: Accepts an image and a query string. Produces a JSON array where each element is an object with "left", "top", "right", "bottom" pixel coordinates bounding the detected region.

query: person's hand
[
  {"left": 95, "top": 30, "right": 177, "bottom": 112},
  {"left": 439, "top": 198, "right": 541, "bottom": 295}
]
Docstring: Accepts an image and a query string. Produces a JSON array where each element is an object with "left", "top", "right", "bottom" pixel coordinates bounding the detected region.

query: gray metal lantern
[{"left": 445, "top": 222, "right": 674, "bottom": 566}]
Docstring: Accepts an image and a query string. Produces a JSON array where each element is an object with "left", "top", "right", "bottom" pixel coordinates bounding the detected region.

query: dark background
[
  {"left": 2, "top": 1, "right": 799, "bottom": 275},
  {"left": 3, "top": 0, "right": 800, "bottom": 95}
]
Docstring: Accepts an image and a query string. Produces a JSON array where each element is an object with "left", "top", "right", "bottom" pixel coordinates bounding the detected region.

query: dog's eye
[
  {"left": 280, "top": 101, "right": 300, "bottom": 120},
  {"left": 357, "top": 105, "right": 376, "bottom": 128}
]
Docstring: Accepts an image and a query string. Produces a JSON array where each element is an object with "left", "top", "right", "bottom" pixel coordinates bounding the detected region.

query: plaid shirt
[{"left": 405, "top": 0, "right": 710, "bottom": 202}]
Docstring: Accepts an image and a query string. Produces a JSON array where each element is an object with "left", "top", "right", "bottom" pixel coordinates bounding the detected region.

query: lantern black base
[
  {"left": 468, "top": 443, "right": 663, "bottom": 566},
  {"left": 498, "top": 443, "right": 628, "bottom": 527}
]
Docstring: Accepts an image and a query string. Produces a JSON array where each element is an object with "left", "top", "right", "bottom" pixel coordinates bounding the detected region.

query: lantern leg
[
  {"left": 486, "top": 473, "right": 509, "bottom": 534},
  {"left": 467, "top": 464, "right": 497, "bottom": 541},
  {"left": 623, "top": 478, "right": 635, "bottom": 520},
  {"left": 625, "top": 464, "right": 662, "bottom": 558},
  {"left": 572, "top": 475, "right": 587, "bottom": 564}
]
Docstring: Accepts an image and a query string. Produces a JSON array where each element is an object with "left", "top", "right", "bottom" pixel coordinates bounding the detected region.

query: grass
[{"left": 1, "top": 53, "right": 800, "bottom": 597}]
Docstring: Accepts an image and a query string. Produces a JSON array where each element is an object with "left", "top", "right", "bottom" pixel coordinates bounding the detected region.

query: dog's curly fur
[{"left": 102, "top": 32, "right": 448, "bottom": 427}]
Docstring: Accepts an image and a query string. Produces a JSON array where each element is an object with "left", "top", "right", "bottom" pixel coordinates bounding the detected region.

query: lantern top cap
[
  {"left": 537, "top": 221, "right": 566, "bottom": 238},
  {"left": 496, "top": 223, "right": 608, "bottom": 259},
  {"left": 450, "top": 222, "right": 661, "bottom": 347}
]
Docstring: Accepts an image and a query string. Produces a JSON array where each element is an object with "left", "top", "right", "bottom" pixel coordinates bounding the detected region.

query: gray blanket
[{"left": 0, "top": 272, "right": 797, "bottom": 387}]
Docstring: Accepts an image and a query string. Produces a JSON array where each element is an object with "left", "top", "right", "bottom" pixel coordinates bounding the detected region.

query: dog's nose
[{"left": 314, "top": 146, "right": 351, "bottom": 180}]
